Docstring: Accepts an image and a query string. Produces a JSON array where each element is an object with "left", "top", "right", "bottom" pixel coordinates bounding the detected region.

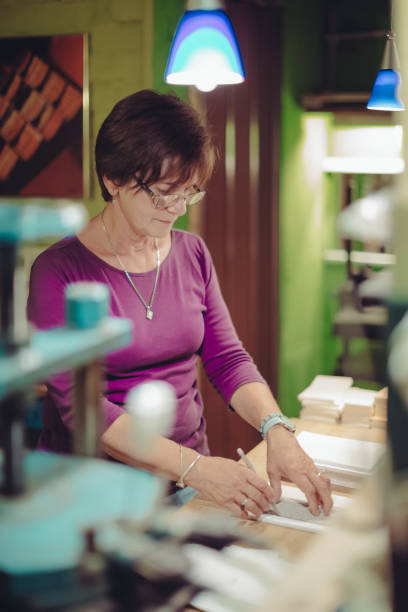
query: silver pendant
[{"left": 146, "top": 308, "right": 153, "bottom": 320}]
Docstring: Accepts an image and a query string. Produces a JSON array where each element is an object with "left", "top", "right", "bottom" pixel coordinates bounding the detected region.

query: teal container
[{"left": 65, "top": 283, "right": 110, "bottom": 329}]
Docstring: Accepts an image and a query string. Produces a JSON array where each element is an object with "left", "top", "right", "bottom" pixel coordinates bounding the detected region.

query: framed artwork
[{"left": 0, "top": 34, "right": 89, "bottom": 198}]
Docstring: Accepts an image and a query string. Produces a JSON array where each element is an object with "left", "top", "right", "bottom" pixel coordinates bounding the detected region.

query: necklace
[{"left": 100, "top": 209, "right": 161, "bottom": 320}]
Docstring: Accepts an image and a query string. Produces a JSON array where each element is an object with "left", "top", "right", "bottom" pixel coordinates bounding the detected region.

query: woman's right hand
[{"left": 184, "top": 455, "right": 275, "bottom": 520}]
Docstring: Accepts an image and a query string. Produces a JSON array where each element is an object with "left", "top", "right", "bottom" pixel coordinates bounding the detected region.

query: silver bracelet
[
  {"left": 179, "top": 443, "right": 183, "bottom": 481},
  {"left": 176, "top": 453, "right": 201, "bottom": 489}
]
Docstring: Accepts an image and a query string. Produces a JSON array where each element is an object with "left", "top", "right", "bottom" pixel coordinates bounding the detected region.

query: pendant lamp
[
  {"left": 164, "top": 0, "right": 245, "bottom": 92},
  {"left": 367, "top": 31, "right": 404, "bottom": 111}
]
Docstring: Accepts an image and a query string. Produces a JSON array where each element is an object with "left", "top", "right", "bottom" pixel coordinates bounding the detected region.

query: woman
[{"left": 27, "top": 90, "right": 332, "bottom": 519}]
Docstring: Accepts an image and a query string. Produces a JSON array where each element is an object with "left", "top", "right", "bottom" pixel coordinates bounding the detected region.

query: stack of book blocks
[
  {"left": 341, "top": 387, "right": 376, "bottom": 428},
  {"left": 298, "top": 375, "right": 388, "bottom": 429},
  {"left": 371, "top": 387, "right": 387, "bottom": 429},
  {"left": 298, "top": 375, "right": 353, "bottom": 423}
]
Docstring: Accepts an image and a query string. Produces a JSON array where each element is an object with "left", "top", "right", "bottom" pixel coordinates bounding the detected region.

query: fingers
[
  {"left": 195, "top": 457, "right": 277, "bottom": 519},
  {"left": 237, "top": 471, "right": 332, "bottom": 520},
  {"left": 266, "top": 468, "right": 282, "bottom": 504},
  {"left": 228, "top": 500, "right": 257, "bottom": 521},
  {"left": 245, "top": 473, "right": 275, "bottom": 503},
  {"left": 308, "top": 470, "right": 333, "bottom": 516},
  {"left": 233, "top": 494, "right": 265, "bottom": 521},
  {"left": 265, "top": 434, "right": 334, "bottom": 516},
  {"left": 228, "top": 468, "right": 276, "bottom": 520},
  {"left": 292, "top": 474, "right": 321, "bottom": 515},
  {"left": 293, "top": 471, "right": 333, "bottom": 516},
  {"left": 226, "top": 465, "right": 332, "bottom": 520},
  {"left": 235, "top": 465, "right": 274, "bottom": 511},
  {"left": 238, "top": 486, "right": 269, "bottom": 518}
]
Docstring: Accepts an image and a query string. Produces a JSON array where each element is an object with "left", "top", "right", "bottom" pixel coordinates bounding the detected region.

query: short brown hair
[{"left": 95, "top": 90, "right": 216, "bottom": 201}]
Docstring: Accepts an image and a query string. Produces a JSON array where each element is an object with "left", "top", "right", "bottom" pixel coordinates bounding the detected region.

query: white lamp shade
[{"left": 165, "top": 8, "right": 245, "bottom": 92}]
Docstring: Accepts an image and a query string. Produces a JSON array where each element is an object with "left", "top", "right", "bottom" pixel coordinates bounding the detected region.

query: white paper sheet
[{"left": 258, "top": 484, "right": 350, "bottom": 533}]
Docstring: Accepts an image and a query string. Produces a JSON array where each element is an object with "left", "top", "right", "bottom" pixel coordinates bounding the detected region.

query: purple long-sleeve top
[{"left": 27, "top": 229, "right": 266, "bottom": 456}]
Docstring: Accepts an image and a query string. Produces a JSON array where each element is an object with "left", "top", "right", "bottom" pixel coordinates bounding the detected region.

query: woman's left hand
[{"left": 265, "top": 425, "right": 333, "bottom": 516}]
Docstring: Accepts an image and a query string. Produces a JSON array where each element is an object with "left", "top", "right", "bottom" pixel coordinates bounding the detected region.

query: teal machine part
[
  {"left": 0, "top": 452, "right": 164, "bottom": 574},
  {"left": 0, "top": 200, "right": 88, "bottom": 358},
  {"left": 0, "top": 201, "right": 87, "bottom": 243},
  {"left": 0, "top": 202, "right": 163, "bottom": 592}
]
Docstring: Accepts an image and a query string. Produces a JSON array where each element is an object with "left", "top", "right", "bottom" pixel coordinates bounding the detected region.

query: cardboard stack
[
  {"left": 371, "top": 387, "right": 388, "bottom": 429},
  {"left": 296, "top": 431, "right": 386, "bottom": 489},
  {"left": 341, "top": 387, "right": 377, "bottom": 428},
  {"left": 298, "top": 375, "right": 353, "bottom": 423}
]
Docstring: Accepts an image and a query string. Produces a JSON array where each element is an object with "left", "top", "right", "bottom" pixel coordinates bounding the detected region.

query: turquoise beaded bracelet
[
  {"left": 260, "top": 413, "right": 282, "bottom": 439},
  {"left": 260, "top": 413, "right": 296, "bottom": 438},
  {"left": 262, "top": 416, "right": 284, "bottom": 438}
]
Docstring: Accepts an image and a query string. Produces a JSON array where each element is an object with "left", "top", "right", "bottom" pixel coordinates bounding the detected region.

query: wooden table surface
[{"left": 181, "top": 418, "right": 386, "bottom": 610}]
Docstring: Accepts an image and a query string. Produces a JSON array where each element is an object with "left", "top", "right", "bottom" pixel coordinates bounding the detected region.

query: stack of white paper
[
  {"left": 298, "top": 375, "right": 353, "bottom": 423},
  {"left": 341, "top": 387, "right": 376, "bottom": 428},
  {"left": 296, "top": 431, "right": 386, "bottom": 489},
  {"left": 371, "top": 387, "right": 388, "bottom": 429}
]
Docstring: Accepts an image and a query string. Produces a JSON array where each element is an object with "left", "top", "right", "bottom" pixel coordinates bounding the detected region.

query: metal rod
[
  {"left": 0, "top": 393, "right": 26, "bottom": 496},
  {"left": 0, "top": 244, "right": 30, "bottom": 354},
  {"left": 73, "top": 360, "right": 103, "bottom": 457},
  {"left": 0, "top": 243, "right": 17, "bottom": 354}
]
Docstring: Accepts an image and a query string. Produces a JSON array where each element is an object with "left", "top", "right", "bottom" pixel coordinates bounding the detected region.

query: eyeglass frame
[{"left": 136, "top": 178, "right": 205, "bottom": 209}]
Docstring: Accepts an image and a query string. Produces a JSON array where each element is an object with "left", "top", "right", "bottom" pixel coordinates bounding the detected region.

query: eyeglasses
[{"left": 136, "top": 179, "right": 205, "bottom": 209}]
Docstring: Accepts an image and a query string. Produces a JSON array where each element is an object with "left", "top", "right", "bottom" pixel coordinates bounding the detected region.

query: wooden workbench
[{"left": 181, "top": 418, "right": 387, "bottom": 610}]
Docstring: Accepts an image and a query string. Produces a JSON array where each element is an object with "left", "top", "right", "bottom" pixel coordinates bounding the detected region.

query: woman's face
[{"left": 113, "top": 173, "right": 198, "bottom": 240}]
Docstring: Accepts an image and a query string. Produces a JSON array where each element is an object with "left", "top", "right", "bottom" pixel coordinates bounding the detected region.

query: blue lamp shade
[
  {"left": 165, "top": 9, "right": 245, "bottom": 92},
  {"left": 367, "top": 69, "right": 404, "bottom": 111}
]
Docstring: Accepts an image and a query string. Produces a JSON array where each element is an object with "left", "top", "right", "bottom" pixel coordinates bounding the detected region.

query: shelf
[
  {"left": 302, "top": 91, "right": 372, "bottom": 113},
  {"left": 332, "top": 305, "right": 387, "bottom": 340},
  {"left": 0, "top": 318, "right": 131, "bottom": 400},
  {"left": 324, "top": 249, "right": 395, "bottom": 267},
  {"left": 302, "top": 91, "right": 393, "bottom": 116}
]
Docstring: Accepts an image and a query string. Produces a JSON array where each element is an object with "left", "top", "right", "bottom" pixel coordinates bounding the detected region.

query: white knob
[{"left": 125, "top": 381, "right": 177, "bottom": 453}]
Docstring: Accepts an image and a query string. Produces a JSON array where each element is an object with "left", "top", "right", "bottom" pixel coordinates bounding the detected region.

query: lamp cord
[{"left": 389, "top": 0, "right": 393, "bottom": 32}]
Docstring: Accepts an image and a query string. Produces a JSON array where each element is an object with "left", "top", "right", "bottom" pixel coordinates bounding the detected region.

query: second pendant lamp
[{"left": 367, "top": 31, "right": 404, "bottom": 111}]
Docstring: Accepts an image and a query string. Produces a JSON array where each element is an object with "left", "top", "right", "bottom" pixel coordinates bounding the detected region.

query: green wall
[
  {"left": 279, "top": 0, "right": 388, "bottom": 415},
  {"left": 153, "top": 0, "right": 184, "bottom": 95},
  {"left": 153, "top": 0, "right": 189, "bottom": 230},
  {"left": 279, "top": 0, "right": 343, "bottom": 416}
]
